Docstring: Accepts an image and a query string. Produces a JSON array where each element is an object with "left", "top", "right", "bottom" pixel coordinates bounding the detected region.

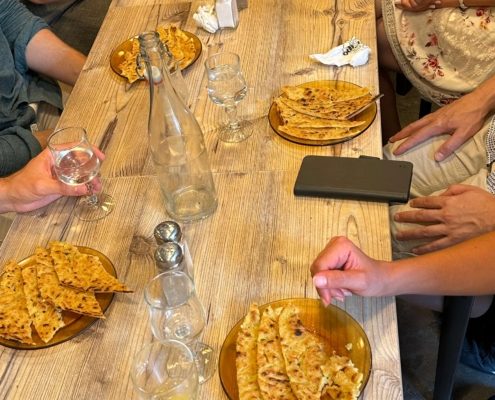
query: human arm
[
  {"left": 311, "top": 235, "right": 495, "bottom": 305},
  {"left": 0, "top": 147, "right": 103, "bottom": 214},
  {"left": 25, "top": 28, "right": 86, "bottom": 86},
  {"left": 389, "top": 75, "right": 495, "bottom": 161},
  {"left": 393, "top": 185, "right": 495, "bottom": 254}
]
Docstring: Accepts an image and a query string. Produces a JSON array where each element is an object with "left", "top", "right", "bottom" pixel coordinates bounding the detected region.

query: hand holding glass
[
  {"left": 47, "top": 127, "right": 114, "bottom": 221},
  {"left": 130, "top": 340, "right": 199, "bottom": 400},
  {"left": 205, "top": 52, "right": 251, "bottom": 143},
  {"left": 144, "top": 271, "right": 216, "bottom": 383}
]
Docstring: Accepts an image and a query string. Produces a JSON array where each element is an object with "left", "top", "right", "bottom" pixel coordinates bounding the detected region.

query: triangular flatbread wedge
[
  {"left": 279, "top": 306, "right": 328, "bottom": 400},
  {"left": 0, "top": 261, "right": 34, "bottom": 344},
  {"left": 236, "top": 303, "right": 263, "bottom": 400},
  {"left": 49, "top": 241, "right": 131, "bottom": 293},
  {"left": 278, "top": 124, "right": 360, "bottom": 141},
  {"left": 281, "top": 85, "right": 371, "bottom": 104},
  {"left": 35, "top": 248, "right": 104, "bottom": 318},
  {"left": 257, "top": 306, "right": 296, "bottom": 400},
  {"left": 21, "top": 266, "right": 65, "bottom": 343},
  {"left": 274, "top": 98, "right": 365, "bottom": 129}
]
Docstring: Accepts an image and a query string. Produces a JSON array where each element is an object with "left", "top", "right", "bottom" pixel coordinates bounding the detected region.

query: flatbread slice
[
  {"left": 236, "top": 303, "right": 263, "bottom": 400},
  {"left": 257, "top": 306, "right": 296, "bottom": 400},
  {"left": 49, "top": 241, "right": 131, "bottom": 293},
  {"left": 21, "top": 266, "right": 65, "bottom": 343},
  {"left": 0, "top": 261, "right": 34, "bottom": 344},
  {"left": 274, "top": 98, "right": 365, "bottom": 129},
  {"left": 279, "top": 305, "right": 328, "bottom": 400},
  {"left": 278, "top": 124, "right": 360, "bottom": 141},
  {"left": 278, "top": 95, "right": 372, "bottom": 120},
  {"left": 321, "top": 354, "right": 363, "bottom": 400},
  {"left": 35, "top": 248, "right": 104, "bottom": 318},
  {"left": 281, "top": 85, "right": 370, "bottom": 104}
]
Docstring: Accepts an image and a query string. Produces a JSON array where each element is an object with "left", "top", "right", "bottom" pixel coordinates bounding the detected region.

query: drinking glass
[
  {"left": 205, "top": 52, "right": 252, "bottom": 143},
  {"left": 130, "top": 340, "right": 199, "bottom": 400},
  {"left": 144, "top": 271, "right": 216, "bottom": 383},
  {"left": 47, "top": 127, "right": 114, "bottom": 221}
]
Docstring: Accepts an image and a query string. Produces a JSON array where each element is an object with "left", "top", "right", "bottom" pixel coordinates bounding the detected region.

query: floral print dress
[{"left": 382, "top": 0, "right": 495, "bottom": 106}]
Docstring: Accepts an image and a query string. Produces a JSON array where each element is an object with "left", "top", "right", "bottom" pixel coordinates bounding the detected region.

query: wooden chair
[{"left": 433, "top": 296, "right": 475, "bottom": 400}]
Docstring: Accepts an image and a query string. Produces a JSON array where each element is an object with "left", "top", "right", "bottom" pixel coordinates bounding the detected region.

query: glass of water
[
  {"left": 130, "top": 340, "right": 199, "bottom": 400},
  {"left": 144, "top": 271, "right": 216, "bottom": 383},
  {"left": 47, "top": 127, "right": 114, "bottom": 221},
  {"left": 205, "top": 52, "right": 252, "bottom": 143}
]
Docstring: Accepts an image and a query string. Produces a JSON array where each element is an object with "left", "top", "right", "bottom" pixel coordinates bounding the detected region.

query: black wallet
[{"left": 294, "top": 155, "right": 413, "bottom": 203}]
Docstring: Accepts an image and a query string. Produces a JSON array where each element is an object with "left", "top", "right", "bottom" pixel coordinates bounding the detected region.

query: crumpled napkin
[
  {"left": 310, "top": 37, "right": 371, "bottom": 67},
  {"left": 193, "top": 5, "right": 219, "bottom": 34}
]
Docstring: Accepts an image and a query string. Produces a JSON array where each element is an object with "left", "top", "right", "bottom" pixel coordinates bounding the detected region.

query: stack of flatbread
[
  {"left": 236, "top": 304, "right": 363, "bottom": 400},
  {"left": 119, "top": 26, "right": 197, "bottom": 83},
  {"left": 273, "top": 84, "right": 373, "bottom": 142},
  {"left": 0, "top": 241, "right": 131, "bottom": 345}
]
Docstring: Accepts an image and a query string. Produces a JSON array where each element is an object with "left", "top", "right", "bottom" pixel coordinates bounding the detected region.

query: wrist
[{"left": 0, "top": 178, "right": 15, "bottom": 213}]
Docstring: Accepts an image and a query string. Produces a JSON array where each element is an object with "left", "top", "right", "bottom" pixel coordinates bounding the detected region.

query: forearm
[
  {"left": 437, "top": 0, "right": 495, "bottom": 7},
  {"left": 25, "top": 29, "right": 86, "bottom": 86},
  {"left": 0, "top": 178, "right": 15, "bottom": 214},
  {"left": 385, "top": 232, "right": 495, "bottom": 295}
]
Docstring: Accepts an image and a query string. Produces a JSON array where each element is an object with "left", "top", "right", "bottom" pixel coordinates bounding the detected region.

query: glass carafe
[{"left": 139, "top": 32, "right": 218, "bottom": 222}]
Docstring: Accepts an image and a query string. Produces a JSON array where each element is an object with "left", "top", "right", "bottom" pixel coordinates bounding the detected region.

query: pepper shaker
[{"left": 153, "top": 221, "right": 194, "bottom": 278}]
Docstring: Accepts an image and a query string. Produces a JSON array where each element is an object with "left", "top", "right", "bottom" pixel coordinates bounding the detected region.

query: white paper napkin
[
  {"left": 310, "top": 37, "right": 371, "bottom": 67},
  {"left": 193, "top": 5, "right": 219, "bottom": 33}
]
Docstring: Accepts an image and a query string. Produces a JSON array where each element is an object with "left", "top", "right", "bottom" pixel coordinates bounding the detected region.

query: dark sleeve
[
  {"left": 0, "top": 124, "right": 41, "bottom": 177},
  {"left": 0, "top": 0, "right": 49, "bottom": 75}
]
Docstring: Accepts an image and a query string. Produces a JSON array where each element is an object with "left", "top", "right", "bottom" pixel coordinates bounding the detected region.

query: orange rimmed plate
[
  {"left": 0, "top": 246, "right": 115, "bottom": 350},
  {"left": 110, "top": 30, "right": 202, "bottom": 81},
  {"left": 219, "top": 298, "right": 372, "bottom": 399},
  {"left": 269, "top": 80, "right": 377, "bottom": 146}
]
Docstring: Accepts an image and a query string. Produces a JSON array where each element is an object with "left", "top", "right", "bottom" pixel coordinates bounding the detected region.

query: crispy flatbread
[
  {"left": 49, "top": 241, "right": 131, "bottom": 293},
  {"left": 236, "top": 303, "right": 263, "bottom": 400},
  {"left": 0, "top": 261, "right": 34, "bottom": 344},
  {"left": 274, "top": 98, "right": 365, "bottom": 129},
  {"left": 278, "top": 124, "right": 361, "bottom": 141},
  {"left": 35, "top": 248, "right": 104, "bottom": 318},
  {"left": 278, "top": 95, "right": 372, "bottom": 120},
  {"left": 279, "top": 305, "right": 328, "bottom": 400},
  {"left": 21, "top": 266, "right": 65, "bottom": 343},
  {"left": 281, "top": 85, "right": 370, "bottom": 104},
  {"left": 321, "top": 354, "right": 363, "bottom": 400},
  {"left": 257, "top": 306, "right": 296, "bottom": 400}
]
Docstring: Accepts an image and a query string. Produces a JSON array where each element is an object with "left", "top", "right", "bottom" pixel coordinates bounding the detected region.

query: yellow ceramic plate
[
  {"left": 269, "top": 80, "right": 377, "bottom": 146},
  {"left": 219, "top": 298, "right": 372, "bottom": 399},
  {"left": 110, "top": 30, "right": 202, "bottom": 81},
  {"left": 0, "top": 246, "right": 115, "bottom": 350}
]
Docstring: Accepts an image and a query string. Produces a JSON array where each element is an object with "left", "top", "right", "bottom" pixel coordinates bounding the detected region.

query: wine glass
[
  {"left": 47, "top": 127, "right": 115, "bottom": 221},
  {"left": 205, "top": 52, "right": 252, "bottom": 143},
  {"left": 144, "top": 271, "right": 216, "bottom": 383},
  {"left": 130, "top": 340, "right": 199, "bottom": 400}
]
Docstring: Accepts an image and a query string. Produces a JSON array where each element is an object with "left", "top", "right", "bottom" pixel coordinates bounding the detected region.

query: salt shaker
[
  {"left": 215, "top": 0, "right": 239, "bottom": 29},
  {"left": 154, "top": 242, "right": 185, "bottom": 273},
  {"left": 153, "top": 221, "right": 194, "bottom": 278}
]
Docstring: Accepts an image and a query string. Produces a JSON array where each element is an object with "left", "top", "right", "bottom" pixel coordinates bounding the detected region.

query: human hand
[
  {"left": 311, "top": 236, "right": 389, "bottom": 305},
  {"left": 394, "top": 0, "right": 440, "bottom": 11},
  {"left": 389, "top": 93, "right": 487, "bottom": 161},
  {"left": 2, "top": 147, "right": 105, "bottom": 213},
  {"left": 394, "top": 185, "right": 495, "bottom": 254}
]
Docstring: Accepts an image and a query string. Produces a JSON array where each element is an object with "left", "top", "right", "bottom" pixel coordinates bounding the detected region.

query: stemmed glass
[
  {"left": 205, "top": 52, "right": 252, "bottom": 143},
  {"left": 144, "top": 271, "right": 216, "bottom": 384},
  {"left": 130, "top": 340, "right": 199, "bottom": 399},
  {"left": 47, "top": 127, "right": 114, "bottom": 221}
]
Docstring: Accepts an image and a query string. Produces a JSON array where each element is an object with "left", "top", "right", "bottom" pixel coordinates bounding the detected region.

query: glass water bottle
[{"left": 139, "top": 32, "right": 218, "bottom": 222}]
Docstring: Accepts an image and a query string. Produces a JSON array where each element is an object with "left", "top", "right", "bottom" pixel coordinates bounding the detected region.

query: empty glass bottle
[{"left": 139, "top": 31, "right": 218, "bottom": 222}]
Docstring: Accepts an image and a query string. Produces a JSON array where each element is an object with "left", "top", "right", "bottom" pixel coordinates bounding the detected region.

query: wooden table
[{"left": 0, "top": 1, "right": 403, "bottom": 398}]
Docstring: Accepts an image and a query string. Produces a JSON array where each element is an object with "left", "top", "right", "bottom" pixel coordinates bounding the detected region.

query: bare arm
[
  {"left": 25, "top": 28, "right": 86, "bottom": 86},
  {"left": 395, "top": 0, "right": 495, "bottom": 11},
  {"left": 311, "top": 235, "right": 495, "bottom": 305}
]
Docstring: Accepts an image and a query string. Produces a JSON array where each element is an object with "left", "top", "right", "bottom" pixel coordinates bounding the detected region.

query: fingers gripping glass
[
  {"left": 48, "top": 127, "right": 115, "bottom": 221},
  {"left": 144, "top": 271, "right": 216, "bottom": 383},
  {"left": 205, "top": 52, "right": 252, "bottom": 143}
]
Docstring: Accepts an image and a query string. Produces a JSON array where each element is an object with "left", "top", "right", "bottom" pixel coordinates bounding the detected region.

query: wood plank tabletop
[{"left": 0, "top": 1, "right": 403, "bottom": 399}]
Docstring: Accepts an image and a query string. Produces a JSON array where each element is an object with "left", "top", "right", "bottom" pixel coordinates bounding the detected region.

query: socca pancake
[
  {"left": 320, "top": 354, "right": 363, "bottom": 400},
  {"left": 279, "top": 305, "right": 328, "bottom": 400},
  {"left": 278, "top": 124, "right": 361, "bottom": 141},
  {"left": 257, "top": 306, "right": 296, "bottom": 400},
  {"left": 236, "top": 303, "right": 263, "bottom": 400},
  {"left": 281, "top": 85, "right": 370, "bottom": 104}
]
